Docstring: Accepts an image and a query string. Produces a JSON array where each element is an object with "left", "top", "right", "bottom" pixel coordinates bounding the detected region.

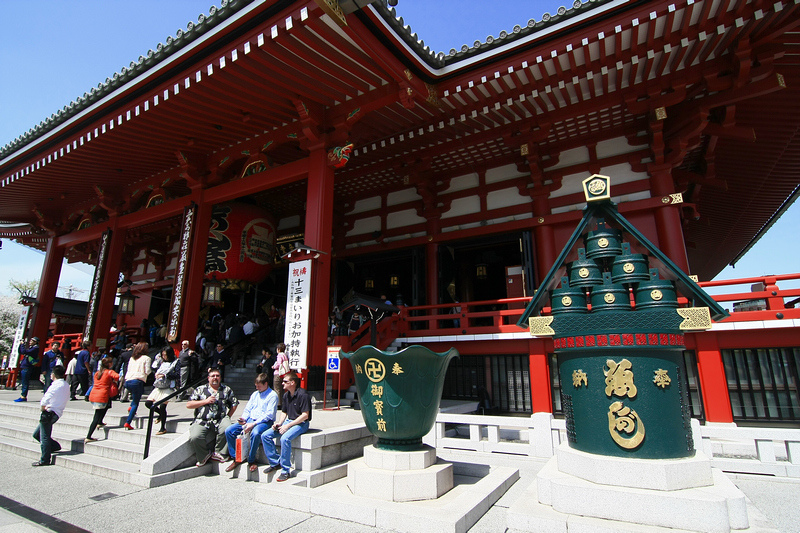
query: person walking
[
  {"left": 144, "top": 348, "right": 178, "bottom": 435},
  {"left": 65, "top": 356, "right": 78, "bottom": 400},
  {"left": 123, "top": 342, "right": 151, "bottom": 430},
  {"left": 32, "top": 365, "right": 70, "bottom": 466},
  {"left": 272, "top": 343, "right": 289, "bottom": 408},
  {"left": 85, "top": 358, "right": 119, "bottom": 442},
  {"left": 41, "top": 341, "right": 63, "bottom": 392},
  {"left": 73, "top": 340, "right": 92, "bottom": 398},
  {"left": 15, "top": 337, "right": 40, "bottom": 402}
]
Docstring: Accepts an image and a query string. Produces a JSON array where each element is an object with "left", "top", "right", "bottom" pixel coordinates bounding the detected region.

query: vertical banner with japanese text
[
  {"left": 167, "top": 203, "right": 196, "bottom": 343},
  {"left": 9, "top": 306, "right": 30, "bottom": 369},
  {"left": 84, "top": 229, "right": 111, "bottom": 342},
  {"left": 284, "top": 259, "right": 311, "bottom": 370}
]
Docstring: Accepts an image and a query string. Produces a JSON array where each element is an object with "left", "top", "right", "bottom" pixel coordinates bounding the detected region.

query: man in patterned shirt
[{"left": 186, "top": 368, "right": 239, "bottom": 466}]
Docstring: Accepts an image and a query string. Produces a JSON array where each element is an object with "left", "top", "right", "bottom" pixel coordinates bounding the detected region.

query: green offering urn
[{"left": 342, "top": 345, "right": 458, "bottom": 450}]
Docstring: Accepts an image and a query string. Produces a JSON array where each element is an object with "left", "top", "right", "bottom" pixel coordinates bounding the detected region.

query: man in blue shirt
[
  {"left": 74, "top": 340, "right": 92, "bottom": 398},
  {"left": 15, "top": 337, "right": 40, "bottom": 402},
  {"left": 41, "top": 341, "right": 62, "bottom": 391},
  {"left": 224, "top": 372, "right": 278, "bottom": 472}
]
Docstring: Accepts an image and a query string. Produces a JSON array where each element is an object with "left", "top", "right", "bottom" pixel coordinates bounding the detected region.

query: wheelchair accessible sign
[{"left": 326, "top": 346, "right": 341, "bottom": 373}]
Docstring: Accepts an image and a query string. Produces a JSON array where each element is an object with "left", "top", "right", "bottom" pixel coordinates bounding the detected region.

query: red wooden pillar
[
  {"left": 178, "top": 191, "right": 214, "bottom": 345},
  {"left": 303, "top": 147, "right": 334, "bottom": 370},
  {"left": 532, "top": 194, "right": 556, "bottom": 284},
  {"left": 92, "top": 218, "right": 127, "bottom": 350},
  {"left": 31, "top": 237, "right": 65, "bottom": 342},
  {"left": 692, "top": 332, "right": 733, "bottom": 423},
  {"left": 426, "top": 241, "right": 438, "bottom": 306},
  {"left": 528, "top": 337, "right": 553, "bottom": 413},
  {"left": 649, "top": 166, "right": 690, "bottom": 272}
]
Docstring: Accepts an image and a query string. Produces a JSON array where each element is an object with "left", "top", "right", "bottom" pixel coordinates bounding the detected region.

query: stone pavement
[{"left": 1, "top": 388, "right": 799, "bottom": 532}]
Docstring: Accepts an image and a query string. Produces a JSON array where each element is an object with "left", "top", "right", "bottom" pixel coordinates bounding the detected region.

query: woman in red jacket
[{"left": 85, "top": 357, "right": 119, "bottom": 443}]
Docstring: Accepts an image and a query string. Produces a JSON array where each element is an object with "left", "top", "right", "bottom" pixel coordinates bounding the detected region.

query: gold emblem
[
  {"left": 604, "top": 293, "right": 616, "bottom": 303},
  {"left": 604, "top": 359, "right": 637, "bottom": 398},
  {"left": 578, "top": 267, "right": 590, "bottom": 278},
  {"left": 365, "top": 358, "right": 386, "bottom": 382},
  {"left": 653, "top": 369, "right": 671, "bottom": 388},
  {"left": 587, "top": 178, "right": 606, "bottom": 195},
  {"left": 572, "top": 369, "right": 588, "bottom": 388},
  {"left": 623, "top": 262, "right": 634, "bottom": 273},
  {"left": 677, "top": 307, "right": 712, "bottom": 330},
  {"left": 598, "top": 237, "right": 609, "bottom": 248},
  {"left": 608, "top": 401, "right": 645, "bottom": 449},
  {"left": 528, "top": 316, "right": 555, "bottom": 336},
  {"left": 562, "top": 296, "right": 573, "bottom": 307},
  {"left": 650, "top": 289, "right": 663, "bottom": 301}
]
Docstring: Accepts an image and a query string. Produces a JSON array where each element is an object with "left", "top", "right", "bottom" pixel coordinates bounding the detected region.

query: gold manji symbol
[
  {"left": 598, "top": 237, "right": 609, "bottom": 248},
  {"left": 623, "top": 262, "right": 634, "bottom": 273},
  {"left": 365, "top": 358, "right": 386, "bottom": 383},
  {"left": 562, "top": 296, "right": 573, "bottom": 307},
  {"left": 604, "top": 293, "right": 616, "bottom": 303}
]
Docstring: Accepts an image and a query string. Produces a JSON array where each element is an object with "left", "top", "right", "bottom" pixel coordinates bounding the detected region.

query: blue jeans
[
  {"left": 20, "top": 367, "right": 30, "bottom": 398},
  {"left": 125, "top": 379, "right": 145, "bottom": 425},
  {"left": 33, "top": 410, "right": 60, "bottom": 464},
  {"left": 261, "top": 420, "right": 309, "bottom": 473},
  {"left": 225, "top": 422, "right": 271, "bottom": 463}
]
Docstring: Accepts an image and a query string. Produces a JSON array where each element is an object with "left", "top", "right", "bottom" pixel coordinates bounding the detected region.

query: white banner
[
  {"left": 284, "top": 259, "right": 312, "bottom": 370},
  {"left": 9, "top": 306, "right": 30, "bottom": 369}
]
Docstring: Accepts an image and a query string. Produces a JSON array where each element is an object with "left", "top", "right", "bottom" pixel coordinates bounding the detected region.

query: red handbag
[{"left": 110, "top": 380, "right": 119, "bottom": 398}]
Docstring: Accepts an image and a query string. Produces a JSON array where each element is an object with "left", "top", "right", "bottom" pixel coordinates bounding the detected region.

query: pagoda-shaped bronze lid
[{"left": 519, "top": 174, "right": 728, "bottom": 333}]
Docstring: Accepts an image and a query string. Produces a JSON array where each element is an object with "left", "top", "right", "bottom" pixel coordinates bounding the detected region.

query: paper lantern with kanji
[{"left": 205, "top": 202, "right": 276, "bottom": 290}]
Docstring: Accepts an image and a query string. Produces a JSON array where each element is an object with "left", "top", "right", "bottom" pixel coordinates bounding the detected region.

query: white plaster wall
[
  {"left": 487, "top": 187, "right": 529, "bottom": 210},
  {"left": 387, "top": 208, "right": 425, "bottom": 229},
  {"left": 441, "top": 195, "right": 481, "bottom": 219},
  {"left": 485, "top": 163, "right": 525, "bottom": 184},
  {"left": 387, "top": 188, "right": 419, "bottom": 206},
  {"left": 349, "top": 196, "right": 381, "bottom": 214},
  {"left": 595, "top": 135, "right": 645, "bottom": 158},
  {"left": 347, "top": 215, "right": 381, "bottom": 236},
  {"left": 443, "top": 172, "right": 479, "bottom": 193},
  {"left": 547, "top": 146, "right": 590, "bottom": 171}
]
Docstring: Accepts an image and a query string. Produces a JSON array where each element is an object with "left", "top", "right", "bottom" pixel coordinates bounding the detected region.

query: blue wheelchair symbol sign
[{"left": 327, "top": 356, "right": 340, "bottom": 372}]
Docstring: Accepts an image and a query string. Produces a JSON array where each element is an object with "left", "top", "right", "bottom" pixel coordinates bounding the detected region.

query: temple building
[{"left": 1, "top": 0, "right": 799, "bottom": 424}]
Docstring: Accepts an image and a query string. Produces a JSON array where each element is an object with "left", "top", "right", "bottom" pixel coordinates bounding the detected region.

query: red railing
[{"left": 334, "top": 273, "right": 800, "bottom": 345}]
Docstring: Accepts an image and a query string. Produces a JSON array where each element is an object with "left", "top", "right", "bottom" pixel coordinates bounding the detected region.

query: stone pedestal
[
  {"left": 508, "top": 444, "right": 753, "bottom": 533},
  {"left": 347, "top": 444, "right": 454, "bottom": 502}
]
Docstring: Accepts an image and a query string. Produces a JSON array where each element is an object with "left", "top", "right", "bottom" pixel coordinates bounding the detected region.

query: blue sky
[{"left": 0, "top": 0, "right": 797, "bottom": 298}]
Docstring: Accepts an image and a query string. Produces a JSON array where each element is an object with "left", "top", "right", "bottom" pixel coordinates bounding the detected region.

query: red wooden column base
[
  {"left": 691, "top": 332, "right": 734, "bottom": 423},
  {"left": 529, "top": 338, "right": 553, "bottom": 413}
]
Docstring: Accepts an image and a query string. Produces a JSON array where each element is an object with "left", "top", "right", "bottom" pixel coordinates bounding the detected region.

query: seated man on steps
[
  {"left": 261, "top": 371, "right": 311, "bottom": 482},
  {"left": 186, "top": 368, "right": 239, "bottom": 466},
  {"left": 224, "top": 372, "right": 278, "bottom": 473}
]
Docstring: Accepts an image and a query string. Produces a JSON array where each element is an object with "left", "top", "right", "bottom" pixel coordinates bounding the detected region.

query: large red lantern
[{"left": 205, "top": 202, "right": 276, "bottom": 290}]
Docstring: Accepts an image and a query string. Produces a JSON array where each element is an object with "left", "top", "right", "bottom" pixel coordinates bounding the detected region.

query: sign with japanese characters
[
  {"left": 9, "top": 306, "right": 30, "bottom": 369},
  {"left": 284, "top": 259, "right": 312, "bottom": 370}
]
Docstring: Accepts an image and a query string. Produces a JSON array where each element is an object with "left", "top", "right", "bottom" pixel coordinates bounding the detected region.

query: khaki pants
[{"left": 188, "top": 417, "right": 232, "bottom": 461}]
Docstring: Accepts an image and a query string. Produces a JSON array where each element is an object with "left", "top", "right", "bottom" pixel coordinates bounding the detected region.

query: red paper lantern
[{"left": 206, "top": 202, "right": 276, "bottom": 288}]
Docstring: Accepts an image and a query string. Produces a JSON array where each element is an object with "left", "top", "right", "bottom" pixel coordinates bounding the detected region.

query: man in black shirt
[
  {"left": 261, "top": 371, "right": 311, "bottom": 481},
  {"left": 177, "top": 340, "right": 199, "bottom": 400}
]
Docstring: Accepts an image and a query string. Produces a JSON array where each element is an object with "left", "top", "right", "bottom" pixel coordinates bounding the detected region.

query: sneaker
[
  {"left": 14, "top": 397, "right": 27, "bottom": 402},
  {"left": 31, "top": 461, "right": 51, "bottom": 467},
  {"left": 124, "top": 423, "right": 134, "bottom": 430},
  {"left": 196, "top": 453, "right": 212, "bottom": 467},
  {"left": 210, "top": 452, "right": 225, "bottom": 463},
  {"left": 97, "top": 423, "right": 106, "bottom": 428},
  {"left": 84, "top": 437, "right": 98, "bottom": 443},
  {"left": 277, "top": 472, "right": 290, "bottom": 482},
  {"left": 263, "top": 464, "right": 280, "bottom": 474}
]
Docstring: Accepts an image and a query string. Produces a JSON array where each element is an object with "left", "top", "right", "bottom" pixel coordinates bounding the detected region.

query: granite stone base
[
  {"left": 508, "top": 444, "right": 755, "bottom": 533},
  {"left": 347, "top": 444, "right": 454, "bottom": 502}
]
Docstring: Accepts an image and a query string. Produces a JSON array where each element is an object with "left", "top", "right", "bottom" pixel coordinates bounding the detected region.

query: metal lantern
[
  {"left": 476, "top": 264, "right": 488, "bottom": 279},
  {"left": 202, "top": 276, "right": 223, "bottom": 307},
  {"left": 118, "top": 289, "right": 136, "bottom": 315}
]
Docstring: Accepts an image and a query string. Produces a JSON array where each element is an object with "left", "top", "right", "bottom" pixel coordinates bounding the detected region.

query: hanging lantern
[
  {"left": 118, "top": 288, "right": 137, "bottom": 315},
  {"left": 202, "top": 276, "right": 223, "bottom": 307},
  {"left": 390, "top": 275, "right": 399, "bottom": 288},
  {"left": 476, "top": 264, "right": 488, "bottom": 280}
]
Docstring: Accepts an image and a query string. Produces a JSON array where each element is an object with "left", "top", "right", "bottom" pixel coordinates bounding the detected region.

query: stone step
[{"left": 0, "top": 430, "right": 209, "bottom": 488}]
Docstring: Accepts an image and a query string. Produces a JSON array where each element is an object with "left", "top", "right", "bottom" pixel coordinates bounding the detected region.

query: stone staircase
[{"left": 0, "top": 397, "right": 206, "bottom": 488}]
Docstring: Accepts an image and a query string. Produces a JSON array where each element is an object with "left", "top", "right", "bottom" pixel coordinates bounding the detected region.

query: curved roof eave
[{"left": 361, "top": 0, "right": 626, "bottom": 81}]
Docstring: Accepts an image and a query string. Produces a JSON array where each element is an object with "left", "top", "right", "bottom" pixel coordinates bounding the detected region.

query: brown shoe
[
  {"left": 248, "top": 463, "right": 258, "bottom": 473},
  {"left": 225, "top": 461, "right": 240, "bottom": 473}
]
